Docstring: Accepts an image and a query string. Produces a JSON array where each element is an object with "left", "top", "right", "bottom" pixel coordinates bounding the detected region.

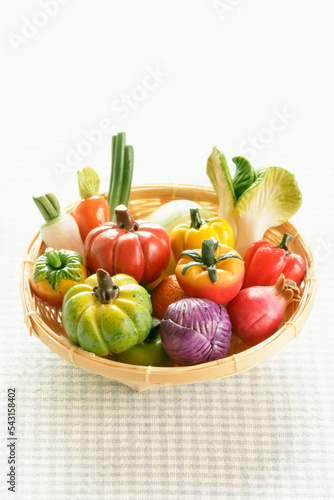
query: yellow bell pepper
[{"left": 170, "top": 208, "right": 234, "bottom": 261}]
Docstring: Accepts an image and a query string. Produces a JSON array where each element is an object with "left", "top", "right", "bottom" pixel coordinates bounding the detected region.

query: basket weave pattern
[{"left": 20, "top": 184, "right": 317, "bottom": 391}]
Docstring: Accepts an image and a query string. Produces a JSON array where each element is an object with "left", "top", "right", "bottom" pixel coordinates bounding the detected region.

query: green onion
[
  {"left": 108, "top": 132, "right": 126, "bottom": 220},
  {"left": 119, "top": 145, "right": 134, "bottom": 207},
  {"left": 107, "top": 132, "right": 135, "bottom": 221}
]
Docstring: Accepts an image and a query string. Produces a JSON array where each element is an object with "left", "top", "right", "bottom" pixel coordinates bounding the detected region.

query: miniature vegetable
[
  {"left": 115, "top": 319, "right": 171, "bottom": 367},
  {"left": 146, "top": 199, "right": 213, "bottom": 234},
  {"left": 160, "top": 298, "right": 232, "bottom": 366},
  {"left": 243, "top": 233, "right": 306, "bottom": 288},
  {"left": 175, "top": 239, "right": 244, "bottom": 304},
  {"left": 107, "top": 132, "right": 134, "bottom": 220},
  {"left": 84, "top": 205, "right": 171, "bottom": 285},
  {"left": 145, "top": 200, "right": 213, "bottom": 289},
  {"left": 206, "top": 147, "right": 303, "bottom": 256},
  {"left": 170, "top": 208, "right": 234, "bottom": 261},
  {"left": 206, "top": 147, "right": 237, "bottom": 236},
  {"left": 72, "top": 167, "right": 110, "bottom": 242},
  {"left": 151, "top": 274, "right": 188, "bottom": 320},
  {"left": 235, "top": 167, "right": 302, "bottom": 256},
  {"left": 227, "top": 274, "right": 301, "bottom": 346},
  {"left": 62, "top": 269, "right": 153, "bottom": 356},
  {"left": 232, "top": 156, "right": 255, "bottom": 200},
  {"left": 30, "top": 248, "right": 87, "bottom": 308},
  {"left": 33, "top": 193, "right": 84, "bottom": 256}
]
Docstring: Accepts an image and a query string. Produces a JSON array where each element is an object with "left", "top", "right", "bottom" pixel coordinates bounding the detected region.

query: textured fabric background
[{"left": 1, "top": 1, "right": 334, "bottom": 498}]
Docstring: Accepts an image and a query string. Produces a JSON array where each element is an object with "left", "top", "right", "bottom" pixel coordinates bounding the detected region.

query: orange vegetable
[
  {"left": 175, "top": 239, "right": 244, "bottom": 304},
  {"left": 30, "top": 248, "right": 87, "bottom": 308},
  {"left": 151, "top": 275, "right": 188, "bottom": 320},
  {"left": 72, "top": 167, "right": 110, "bottom": 242}
]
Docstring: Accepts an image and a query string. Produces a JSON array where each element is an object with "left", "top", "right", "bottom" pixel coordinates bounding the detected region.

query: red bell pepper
[{"left": 242, "top": 233, "right": 306, "bottom": 288}]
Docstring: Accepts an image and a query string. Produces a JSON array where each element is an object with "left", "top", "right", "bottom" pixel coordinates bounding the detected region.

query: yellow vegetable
[{"left": 170, "top": 208, "right": 234, "bottom": 261}]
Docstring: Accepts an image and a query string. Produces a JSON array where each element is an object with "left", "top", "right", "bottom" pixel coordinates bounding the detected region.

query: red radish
[{"left": 227, "top": 274, "right": 301, "bottom": 346}]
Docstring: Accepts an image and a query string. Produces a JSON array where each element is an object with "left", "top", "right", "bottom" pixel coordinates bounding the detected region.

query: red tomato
[
  {"left": 72, "top": 195, "right": 110, "bottom": 242},
  {"left": 85, "top": 205, "right": 171, "bottom": 285}
]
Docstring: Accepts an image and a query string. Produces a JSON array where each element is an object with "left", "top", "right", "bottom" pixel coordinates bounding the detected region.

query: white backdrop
[{"left": 1, "top": 1, "right": 334, "bottom": 499}]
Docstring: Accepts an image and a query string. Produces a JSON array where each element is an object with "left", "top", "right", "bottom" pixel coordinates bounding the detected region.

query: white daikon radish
[{"left": 33, "top": 193, "right": 84, "bottom": 257}]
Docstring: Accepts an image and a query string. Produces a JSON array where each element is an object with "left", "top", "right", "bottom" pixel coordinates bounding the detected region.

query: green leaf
[
  {"left": 206, "top": 147, "right": 237, "bottom": 237},
  {"left": 77, "top": 167, "right": 100, "bottom": 199},
  {"left": 232, "top": 156, "right": 255, "bottom": 199},
  {"left": 235, "top": 167, "right": 302, "bottom": 256}
]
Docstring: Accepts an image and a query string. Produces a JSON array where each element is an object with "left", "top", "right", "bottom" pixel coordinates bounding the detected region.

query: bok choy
[{"left": 206, "top": 147, "right": 302, "bottom": 256}]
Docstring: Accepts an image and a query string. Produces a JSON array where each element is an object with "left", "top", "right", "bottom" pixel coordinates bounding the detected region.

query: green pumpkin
[{"left": 62, "top": 269, "right": 153, "bottom": 356}]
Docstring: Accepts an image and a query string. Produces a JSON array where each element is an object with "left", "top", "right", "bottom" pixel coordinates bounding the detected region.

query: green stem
[
  {"left": 201, "top": 239, "right": 219, "bottom": 267},
  {"left": 276, "top": 233, "right": 293, "bottom": 253},
  {"left": 189, "top": 208, "right": 202, "bottom": 230},
  {"left": 33, "top": 193, "right": 61, "bottom": 222},
  {"left": 119, "top": 145, "right": 134, "bottom": 207},
  {"left": 108, "top": 135, "right": 117, "bottom": 205},
  {"left": 181, "top": 239, "right": 243, "bottom": 284},
  {"left": 45, "top": 248, "right": 63, "bottom": 269},
  {"left": 108, "top": 132, "right": 126, "bottom": 221}
]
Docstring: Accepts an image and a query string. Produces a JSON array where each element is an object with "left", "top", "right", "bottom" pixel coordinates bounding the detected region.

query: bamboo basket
[{"left": 20, "top": 184, "right": 317, "bottom": 391}]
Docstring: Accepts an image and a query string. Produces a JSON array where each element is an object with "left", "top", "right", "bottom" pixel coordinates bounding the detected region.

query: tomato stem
[
  {"left": 201, "top": 239, "right": 218, "bottom": 267},
  {"left": 181, "top": 239, "right": 243, "bottom": 284},
  {"left": 93, "top": 269, "right": 119, "bottom": 304}
]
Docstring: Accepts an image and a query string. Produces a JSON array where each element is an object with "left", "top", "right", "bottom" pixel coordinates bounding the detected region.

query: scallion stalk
[{"left": 119, "top": 145, "right": 134, "bottom": 207}]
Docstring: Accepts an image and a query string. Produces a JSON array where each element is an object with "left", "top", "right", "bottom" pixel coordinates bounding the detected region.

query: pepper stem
[
  {"left": 189, "top": 208, "right": 202, "bottom": 230},
  {"left": 114, "top": 205, "right": 139, "bottom": 231},
  {"left": 93, "top": 269, "right": 119, "bottom": 304},
  {"left": 276, "top": 233, "right": 293, "bottom": 253},
  {"left": 45, "top": 248, "right": 63, "bottom": 269}
]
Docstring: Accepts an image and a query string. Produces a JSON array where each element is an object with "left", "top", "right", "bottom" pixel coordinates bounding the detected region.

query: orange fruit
[{"left": 151, "top": 274, "right": 188, "bottom": 320}]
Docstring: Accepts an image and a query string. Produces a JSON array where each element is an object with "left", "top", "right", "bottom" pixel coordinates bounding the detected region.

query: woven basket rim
[{"left": 20, "top": 183, "right": 317, "bottom": 390}]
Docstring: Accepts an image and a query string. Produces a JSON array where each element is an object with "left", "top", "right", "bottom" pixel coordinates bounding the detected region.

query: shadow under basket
[{"left": 20, "top": 184, "right": 317, "bottom": 392}]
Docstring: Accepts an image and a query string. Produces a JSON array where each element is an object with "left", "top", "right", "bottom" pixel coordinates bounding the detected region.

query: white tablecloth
[{"left": 1, "top": 1, "right": 334, "bottom": 498}]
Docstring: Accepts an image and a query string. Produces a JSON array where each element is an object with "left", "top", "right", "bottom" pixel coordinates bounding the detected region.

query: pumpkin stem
[
  {"left": 114, "top": 205, "right": 139, "bottom": 231},
  {"left": 93, "top": 268, "right": 119, "bottom": 304}
]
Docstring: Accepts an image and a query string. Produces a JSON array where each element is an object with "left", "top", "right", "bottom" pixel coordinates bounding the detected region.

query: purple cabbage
[{"left": 160, "top": 298, "right": 232, "bottom": 366}]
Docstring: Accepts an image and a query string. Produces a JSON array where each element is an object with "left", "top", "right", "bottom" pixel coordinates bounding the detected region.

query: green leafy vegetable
[
  {"left": 206, "top": 147, "right": 237, "bottom": 237},
  {"left": 235, "top": 167, "right": 302, "bottom": 255},
  {"left": 206, "top": 148, "right": 303, "bottom": 256},
  {"left": 232, "top": 156, "right": 255, "bottom": 199}
]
